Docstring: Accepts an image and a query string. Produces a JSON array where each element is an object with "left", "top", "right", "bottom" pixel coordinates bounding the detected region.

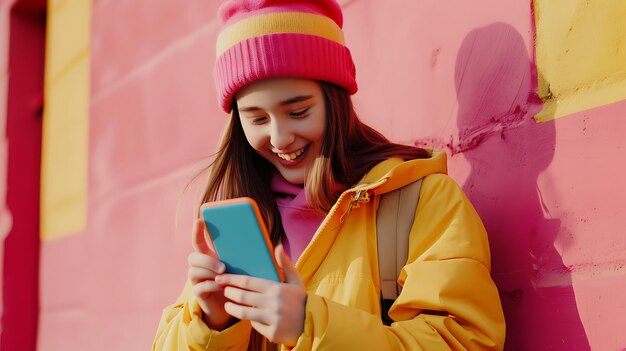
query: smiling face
[{"left": 235, "top": 78, "right": 326, "bottom": 185}]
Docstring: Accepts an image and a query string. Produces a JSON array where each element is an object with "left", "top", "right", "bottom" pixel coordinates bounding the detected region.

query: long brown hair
[{"left": 200, "top": 81, "right": 430, "bottom": 245}]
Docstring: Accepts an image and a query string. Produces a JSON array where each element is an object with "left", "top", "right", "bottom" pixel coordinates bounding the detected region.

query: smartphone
[{"left": 200, "top": 197, "right": 285, "bottom": 282}]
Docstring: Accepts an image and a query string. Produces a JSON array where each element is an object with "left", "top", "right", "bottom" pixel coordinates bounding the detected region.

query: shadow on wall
[{"left": 454, "top": 23, "right": 590, "bottom": 350}]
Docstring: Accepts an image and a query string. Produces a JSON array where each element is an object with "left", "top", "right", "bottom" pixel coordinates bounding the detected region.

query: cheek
[
  {"left": 314, "top": 123, "right": 325, "bottom": 141},
  {"left": 309, "top": 114, "right": 326, "bottom": 144},
  {"left": 241, "top": 125, "right": 267, "bottom": 152}
]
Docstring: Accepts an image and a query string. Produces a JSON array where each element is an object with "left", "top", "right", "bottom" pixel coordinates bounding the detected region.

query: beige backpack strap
[{"left": 376, "top": 178, "right": 423, "bottom": 301}]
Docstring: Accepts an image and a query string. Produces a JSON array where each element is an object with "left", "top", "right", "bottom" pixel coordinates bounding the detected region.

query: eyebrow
[{"left": 238, "top": 95, "right": 314, "bottom": 113}]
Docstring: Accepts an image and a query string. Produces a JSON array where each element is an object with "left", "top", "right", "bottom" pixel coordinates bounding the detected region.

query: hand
[
  {"left": 187, "top": 218, "right": 235, "bottom": 330},
  {"left": 216, "top": 245, "right": 307, "bottom": 346}
]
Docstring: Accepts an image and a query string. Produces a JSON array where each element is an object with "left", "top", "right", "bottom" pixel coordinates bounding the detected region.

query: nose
[{"left": 269, "top": 120, "right": 295, "bottom": 151}]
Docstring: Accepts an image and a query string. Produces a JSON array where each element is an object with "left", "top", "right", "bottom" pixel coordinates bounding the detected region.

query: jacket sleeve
[
  {"left": 289, "top": 173, "right": 505, "bottom": 351},
  {"left": 153, "top": 280, "right": 252, "bottom": 351}
]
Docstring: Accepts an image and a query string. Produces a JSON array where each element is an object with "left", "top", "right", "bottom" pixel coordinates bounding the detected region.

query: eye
[
  {"left": 250, "top": 116, "right": 268, "bottom": 125},
  {"left": 290, "top": 108, "right": 310, "bottom": 118}
]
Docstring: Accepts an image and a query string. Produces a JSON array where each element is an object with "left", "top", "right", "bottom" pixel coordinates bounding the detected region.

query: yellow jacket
[{"left": 153, "top": 152, "right": 506, "bottom": 350}]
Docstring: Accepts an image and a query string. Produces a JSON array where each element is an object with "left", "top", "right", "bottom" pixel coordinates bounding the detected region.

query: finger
[
  {"left": 192, "top": 280, "right": 224, "bottom": 299},
  {"left": 223, "top": 286, "right": 274, "bottom": 309},
  {"left": 224, "top": 302, "right": 275, "bottom": 325},
  {"left": 192, "top": 218, "right": 211, "bottom": 254},
  {"left": 188, "top": 252, "right": 226, "bottom": 274},
  {"left": 188, "top": 266, "right": 221, "bottom": 284},
  {"left": 215, "top": 274, "right": 276, "bottom": 293},
  {"left": 275, "top": 245, "right": 302, "bottom": 285}
]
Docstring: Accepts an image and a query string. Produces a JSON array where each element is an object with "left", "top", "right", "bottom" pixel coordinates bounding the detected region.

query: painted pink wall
[
  {"left": 344, "top": 1, "right": 626, "bottom": 350},
  {"left": 37, "top": 1, "right": 223, "bottom": 349},
  {"left": 0, "top": 0, "right": 622, "bottom": 350}
]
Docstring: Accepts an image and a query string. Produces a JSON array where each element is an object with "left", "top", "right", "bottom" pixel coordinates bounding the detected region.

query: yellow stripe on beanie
[{"left": 216, "top": 11, "right": 345, "bottom": 57}]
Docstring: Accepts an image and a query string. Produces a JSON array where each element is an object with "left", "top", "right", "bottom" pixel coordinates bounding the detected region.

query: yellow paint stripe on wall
[
  {"left": 534, "top": 0, "right": 626, "bottom": 122},
  {"left": 40, "top": 0, "right": 90, "bottom": 240}
]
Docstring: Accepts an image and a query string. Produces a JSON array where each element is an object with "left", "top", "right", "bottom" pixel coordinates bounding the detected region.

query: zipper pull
[
  {"left": 352, "top": 189, "right": 371, "bottom": 208},
  {"left": 339, "top": 190, "right": 361, "bottom": 223},
  {"left": 357, "top": 190, "right": 370, "bottom": 204},
  {"left": 339, "top": 190, "right": 369, "bottom": 223},
  {"left": 339, "top": 200, "right": 354, "bottom": 224}
]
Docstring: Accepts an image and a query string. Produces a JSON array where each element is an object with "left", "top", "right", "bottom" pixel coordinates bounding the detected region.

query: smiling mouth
[{"left": 275, "top": 145, "right": 307, "bottom": 161}]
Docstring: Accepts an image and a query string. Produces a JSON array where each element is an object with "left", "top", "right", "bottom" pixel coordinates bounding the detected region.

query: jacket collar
[
  {"left": 353, "top": 150, "right": 448, "bottom": 195},
  {"left": 295, "top": 150, "right": 448, "bottom": 279}
]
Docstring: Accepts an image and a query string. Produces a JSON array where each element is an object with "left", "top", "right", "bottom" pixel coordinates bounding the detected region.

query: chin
[{"left": 280, "top": 171, "right": 305, "bottom": 185}]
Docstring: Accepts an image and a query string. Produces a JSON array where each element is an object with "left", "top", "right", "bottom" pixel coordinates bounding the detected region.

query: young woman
[{"left": 154, "top": 1, "right": 505, "bottom": 350}]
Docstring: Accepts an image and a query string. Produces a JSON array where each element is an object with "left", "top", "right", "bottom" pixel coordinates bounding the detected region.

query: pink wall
[
  {"left": 0, "top": 0, "right": 624, "bottom": 350},
  {"left": 345, "top": 1, "right": 626, "bottom": 349},
  {"left": 37, "top": 1, "right": 223, "bottom": 349}
]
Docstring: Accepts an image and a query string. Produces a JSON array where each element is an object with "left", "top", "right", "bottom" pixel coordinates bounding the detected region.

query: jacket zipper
[{"left": 295, "top": 178, "right": 388, "bottom": 268}]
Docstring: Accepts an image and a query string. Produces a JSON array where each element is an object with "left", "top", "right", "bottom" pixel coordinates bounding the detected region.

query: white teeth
[{"left": 277, "top": 147, "right": 306, "bottom": 160}]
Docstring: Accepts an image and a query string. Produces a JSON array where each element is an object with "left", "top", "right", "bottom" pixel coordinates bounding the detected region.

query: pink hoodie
[{"left": 270, "top": 172, "right": 325, "bottom": 261}]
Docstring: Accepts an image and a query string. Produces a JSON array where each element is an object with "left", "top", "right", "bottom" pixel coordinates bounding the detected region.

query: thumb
[
  {"left": 275, "top": 244, "right": 302, "bottom": 285},
  {"left": 192, "top": 218, "right": 215, "bottom": 255}
]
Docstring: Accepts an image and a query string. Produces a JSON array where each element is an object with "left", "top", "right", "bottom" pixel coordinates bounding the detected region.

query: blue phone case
[{"left": 201, "top": 199, "right": 283, "bottom": 282}]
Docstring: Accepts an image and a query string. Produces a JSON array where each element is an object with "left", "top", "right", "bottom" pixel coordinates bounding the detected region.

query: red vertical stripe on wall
[{"left": 2, "top": 1, "right": 46, "bottom": 350}]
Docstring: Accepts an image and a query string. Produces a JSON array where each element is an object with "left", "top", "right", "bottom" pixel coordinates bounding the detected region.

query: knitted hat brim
[{"left": 214, "top": 32, "right": 357, "bottom": 112}]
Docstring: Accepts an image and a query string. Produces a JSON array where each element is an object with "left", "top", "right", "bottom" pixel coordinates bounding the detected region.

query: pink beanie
[{"left": 214, "top": 0, "right": 358, "bottom": 112}]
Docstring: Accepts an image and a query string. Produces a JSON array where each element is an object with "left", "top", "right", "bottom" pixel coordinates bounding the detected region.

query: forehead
[{"left": 235, "top": 78, "right": 322, "bottom": 109}]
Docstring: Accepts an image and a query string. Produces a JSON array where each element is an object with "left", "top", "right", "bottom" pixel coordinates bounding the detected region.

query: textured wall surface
[
  {"left": 346, "top": 1, "right": 626, "bottom": 349},
  {"left": 1, "top": 0, "right": 625, "bottom": 350}
]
